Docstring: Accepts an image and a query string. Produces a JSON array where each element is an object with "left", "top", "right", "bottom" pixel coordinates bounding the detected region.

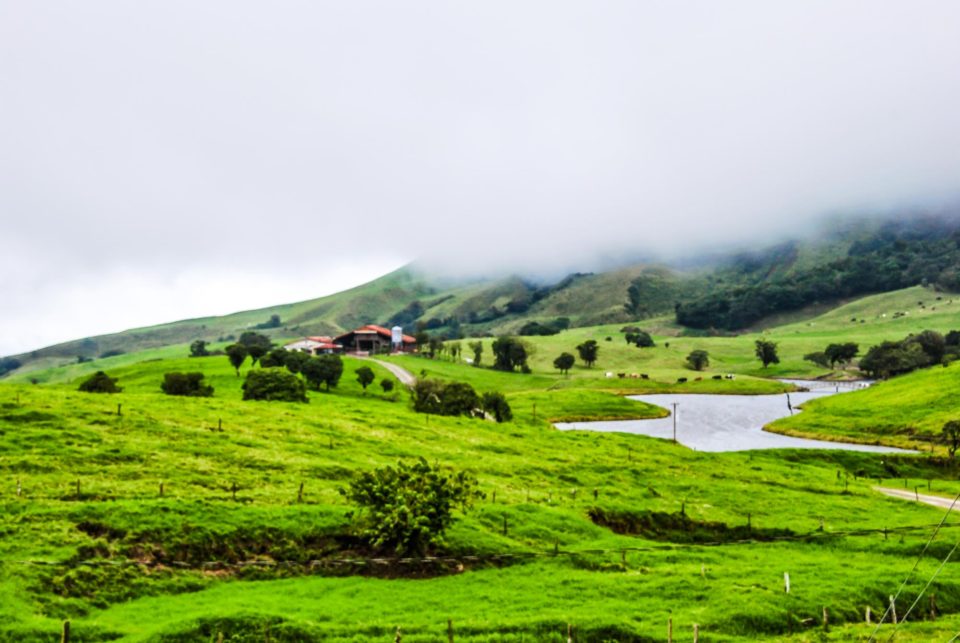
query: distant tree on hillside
[
  {"left": 481, "top": 391, "right": 512, "bottom": 423},
  {"left": 284, "top": 350, "right": 309, "bottom": 375},
  {"left": 468, "top": 341, "right": 483, "bottom": 367},
  {"left": 380, "top": 378, "right": 395, "bottom": 394},
  {"left": 686, "top": 350, "right": 709, "bottom": 371},
  {"left": 824, "top": 342, "right": 859, "bottom": 368},
  {"left": 189, "top": 340, "right": 210, "bottom": 357},
  {"left": 0, "top": 357, "right": 22, "bottom": 377},
  {"left": 238, "top": 332, "right": 273, "bottom": 365},
  {"left": 553, "top": 352, "right": 575, "bottom": 376},
  {"left": 259, "top": 347, "right": 290, "bottom": 368},
  {"left": 942, "top": 420, "right": 960, "bottom": 459},
  {"left": 804, "top": 351, "right": 831, "bottom": 368},
  {"left": 302, "top": 354, "right": 343, "bottom": 391},
  {"left": 576, "top": 340, "right": 599, "bottom": 368},
  {"left": 226, "top": 344, "right": 248, "bottom": 376},
  {"left": 78, "top": 371, "right": 121, "bottom": 394},
  {"left": 447, "top": 341, "right": 462, "bottom": 361},
  {"left": 913, "top": 330, "right": 946, "bottom": 363},
  {"left": 254, "top": 314, "right": 282, "bottom": 329},
  {"left": 356, "top": 366, "right": 375, "bottom": 392},
  {"left": 242, "top": 368, "right": 307, "bottom": 402},
  {"left": 414, "top": 331, "right": 430, "bottom": 352},
  {"left": 491, "top": 337, "right": 530, "bottom": 372},
  {"left": 754, "top": 339, "right": 780, "bottom": 368},
  {"left": 161, "top": 372, "right": 214, "bottom": 397}
]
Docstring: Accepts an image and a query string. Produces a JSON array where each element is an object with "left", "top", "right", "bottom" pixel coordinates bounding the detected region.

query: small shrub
[
  {"left": 481, "top": 391, "right": 512, "bottom": 422},
  {"left": 78, "top": 371, "right": 121, "bottom": 394},
  {"left": 380, "top": 378, "right": 395, "bottom": 393},
  {"left": 160, "top": 372, "right": 214, "bottom": 397},
  {"left": 242, "top": 368, "right": 307, "bottom": 402},
  {"left": 411, "top": 379, "right": 481, "bottom": 417}
]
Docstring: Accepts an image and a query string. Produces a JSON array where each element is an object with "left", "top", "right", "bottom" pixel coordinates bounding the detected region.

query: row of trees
[{"left": 410, "top": 378, "right": 512, "bottom": 422}]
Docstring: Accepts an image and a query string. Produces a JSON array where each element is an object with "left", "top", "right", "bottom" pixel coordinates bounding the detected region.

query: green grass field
[{"left": 4, "top": 286, "right": 960, "bottom": 640}]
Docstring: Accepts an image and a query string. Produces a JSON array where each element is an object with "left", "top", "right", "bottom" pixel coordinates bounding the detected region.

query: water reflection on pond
[{"left": 555, "top": 380, "right": 910, "bottom": 453}]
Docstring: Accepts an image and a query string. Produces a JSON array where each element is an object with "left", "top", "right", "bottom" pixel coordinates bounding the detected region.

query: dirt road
[{"left": 875, "top": 487, "right": 960, "bottom": 511}]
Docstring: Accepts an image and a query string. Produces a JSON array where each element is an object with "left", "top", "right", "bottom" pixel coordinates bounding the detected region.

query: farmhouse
[
  {"left": 334, "top": 325, "right": 416, "bottom": 354},
  {"left": 283, "top": 336, "right": 343, "bottom": 355}
]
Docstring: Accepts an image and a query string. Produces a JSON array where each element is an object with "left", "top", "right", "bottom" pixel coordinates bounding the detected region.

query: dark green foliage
[
  {"left": 675, "top": 218, "right": 960, "bottom": 330},
  {"left": 754, "top": 339, "right": 779, "bottom": 368},
  {"left": 98, "top": 349, "right": 126, "bottom": 359},
  {"left": 804, "top": 351, "right": 831, "bottom": 368},
  {"left": 553, "top": 352, "right": 575, "bottom": 375},
  {"left": 625, "top": 330, "right": 655, "bottom": 348},
  {"left": 386, "top": 300, "right": 425, "bottom": 328},
  {"left": 491, "top": 337, "right": 529, "bottom": 372},
  {"left": 410, "top": 379, "right": 481, "bottom": 417},
  {"left": 160, "top": 372, "right": 214, "bottom": 397},
  {"left": 824, "top": 342, "right": 859, "bottom": 368},
  {"left": 686, "top": 349, "right": 709, "bottom": 371},
  {"left": 78, "top": 371, "right": 121, "bottom": 394},
  {"left": 481, "top": 391, "right": 512, "bottom": 422},
  {"left": 283, "top": 350, "right": 309, "bottom": 374},
  {"left": 226, "top": 344, "right": 248, "bottom": 376},
  {"left": 339, "top": 458, "right": 482, "bottom": 555},
  {"left": 913, "top": 329, "right": 946, "bottom": 363},
  {"left": 0, "top": 357, "right": 22, "bottom": 376},
  {"left": 946, "top": 330, "right": 960, "bottom": 346},
  {"left": 259, "top": 347, "right": 291, "bottom": 368},
  {"left": 254, "top": 314, "right": 282, "bottom": 329},
  {"left": 301, "top": 354, "right": 343, "bottom": 391},
  {"left": 380, "top": 378, "right": 395, "bottom": 393},
  {"left": 77, "top": 355, "right": 93, "bottom": 363},
  {"left": 942, "top": 420, "right": 960, "bottom": 458},
  {"left": 859, "top": 335, "right": 937, "bottom": 379},
  {"left": 576, "top": 340, "right": 599, "bottom": 368},
  {"left": 242, "top": 368, "right": 307, "bottom": 402},
  {"left": 427, "top": 337, "right": 443, "bottom": 359},
  {"left": 518, "top": 321, "right": 559, "bottom": 336},
  {"left": 468, "top": 341, "right": 483, "bottom": 366},
  {"left": 189, "top": 340, "right": 210, "bottom": 357},
  {"left": 238, "top": 332, "right": 274, "bottom": 365},
  {"left": 414, "top": 331, "right": 429, "bottom": 351},
  {"left": 355, "top": 366, "right": 375, "bottom": 391}
]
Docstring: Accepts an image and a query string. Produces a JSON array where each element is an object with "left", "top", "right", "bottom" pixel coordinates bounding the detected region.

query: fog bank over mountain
[{"left": 3, "top": 1, "right": 960, "bottom": 354}]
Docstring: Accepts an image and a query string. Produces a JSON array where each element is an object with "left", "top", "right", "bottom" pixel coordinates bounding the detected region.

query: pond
[{"left": 555, "top": 380, "right": 911, "bottom": 453}]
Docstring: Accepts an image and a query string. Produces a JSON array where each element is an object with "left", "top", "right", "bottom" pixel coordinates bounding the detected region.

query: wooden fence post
[
  {"left": 822, "top": 606, "right": 829, "bottom": 631},
  {"left": 218, "top": 417, "right": 222, "bottom": 431},
  {"left": 502, "top": 516, "right": 508, "bottom": 536},
  {"left": 16, "top": 478, "right": 21, "bottom": 498},
  {"left": 667, "top": 617, "right": 673, "bottom": 643},
  {"left": 566, "top": 623, "right": 572, "bottom": 643},
  {"left": 75, "top": 479, "right": 80, "bottom": 499},
  {"left": 394, "top": 625, "right": 402, "bottom": 642},
  {"left": 865, "top": 606, "right": 871, "bottom": 624},
  {"left": 492, "top": 490, "right": 496, "bottom": 504},
  {"left": 298, "top": 482, "right": 304, "bottom": 503},
  {"left": 890, "top": 595, "right": 897, "bottom": 625},
  {"left": 159, "top": 482, "right": 164, "bottom": 497},
  {"left": 784, "top": 572, "right": 790, "bottom": 593},
  {"left": 61, "top": 620, "right": 70, "bottom": 643},
  {"left": 693, "top": 623, "right": 699, "bottom": 643},
  {"left": 930, "top": 594, "right": 937, "bottom": 620},
  {"left": 447, "top": 618, "right": 454, "bottom": 642},
  {"left": 231, "top": 482, "right": 237, "bottom": 501}
]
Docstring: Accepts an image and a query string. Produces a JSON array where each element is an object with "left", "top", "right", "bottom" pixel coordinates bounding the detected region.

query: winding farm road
[
  {"left": 876, "top": 487, "right": 960, "bottom": 511},
  {"left": 365, "top": 358, "right": 417, "bottom": 388}
]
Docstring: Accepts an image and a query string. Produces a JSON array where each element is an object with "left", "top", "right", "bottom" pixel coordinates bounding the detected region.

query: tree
[
  {"left": 238, "top": 331, "right": 273, "bottom": 365},
  {"left": 254, "top": 314, "right": 282, "bottom": 329},
  {"left": 283, "top": 350, "right": 309, "bottom": 375},
  {"left": 355, "top": 366, "right": 375, "bottom": 392},
  {"left": 427, "top": 337, "right": 444, "bottom": 359},
  {"left": 553, "top": 352, "right": 575, "bottom": 375},
  {"left": 824, "top": 342, "right": 859, "bottom": 368},
  {"left": 491, "top": 337, "right": 529, "bottom": 372},
  {"left": 859, "top": 340, "right": 930, "bottom": 379},
  {"left": 942, "top": 420, "right": 960, "bottom": 459},
  {"left": 912, "top": 330, "right": 946, "bottom": 363},
  {"left": 632, "top": 331, "right": 655, "bottom": 348},
  {"left": 410, "top": 379, "right": 481, "bottom": 417},
  {"left": 686, "top": 349, "right": 709, "bottom": 371},
  {"left": 804, "top": 351, "right": 831, "bottom": 368},
  {"left": 380, "top": 378, "right": 395, "bottom": 394},
  {"left": 576, "top": 340, "right": 599, "bottom": 368},
  {"left": 259, "top": 347, "right": 290, "bottom": 368},
  {"left": 447, "top": 341, "right": 462, "bottom": 361},
  {"left": 226, "top": 344, "right": 248, "bottom": 376},
  {"left": 468, "top": 341, "right": 483, "bottom": 367},
  {"left": 161, "top": 372, "right": 214, "bottom": 397},
  {"left": 414, "top": 330, "right": 430, "bottom": 352},
  {"left": 78, "top": 371, "right": 121, "bottom": 394},
  {"left": 301, "top": 354, "right": 344, "bottom": 391},
  {"left": 0, "top": 357, "right": 22, "bottom": 377},
  {"left": 754, "top": 339, "right": 780, "bottom": 368},
  {"left": 242, "top": 368, "right": 308, "bottom": 402},
  {"left": 189, "top": 340, "right": 210, "bottom": 357},
  {"left": 481, "top": 391, "right": 512, "bottom": 422},
  {"left": 339, "top": 458, "right": 483, "bottom": 555}
]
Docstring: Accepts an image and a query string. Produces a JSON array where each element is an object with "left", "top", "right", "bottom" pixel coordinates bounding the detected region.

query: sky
[{"left": 3, "top": 1, "right": 960, "bottom": 356}]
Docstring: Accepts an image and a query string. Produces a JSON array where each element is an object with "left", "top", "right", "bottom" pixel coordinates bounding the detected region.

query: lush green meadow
[{"left": 4, "top": 287, "right": 960, "bottom": 640}]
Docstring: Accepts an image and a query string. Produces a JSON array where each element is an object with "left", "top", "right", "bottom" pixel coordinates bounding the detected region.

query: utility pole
[{"left": 672, "top": 402, "right": 679, "bottom": 443}]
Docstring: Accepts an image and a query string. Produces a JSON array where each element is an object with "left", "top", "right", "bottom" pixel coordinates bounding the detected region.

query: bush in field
[
  {"left": 804, "top": 351, "right": 831, "bottom": 368},
  {"left": 259, "top": 347, "right": 290, "bottom": 368},
  {"left": 189, "top": 340, "right": 210, "bottom": 357},
  {"left": 284, "top": 350, "right": 309, "bottom": 374},
  {"left": 824, "top": 342, "right": 859, "bottom": 368},
  {"left": 553, "top": 352, "right": 575, "bottom": 375},
  {"left": 78, "top": 371, "right": 122, "bottom": 394},
  {"left": 238, "top": 331, "right": 274, "bottom": 365},
  {"left": 355, "top": 366, "right": 375, "bottom": 391},
  {"left": 576, "top": 340, "right": 599, "bottom": 368},
  {"left": 380, "top": 378, "right": 395, "bottom": 393},
  {"left": 242, "top": 368, "right": 307, "bottom": 402},
  {"left": 754, "top": 339, "right": 780, "bottom": 368},
  {"left": 226, "top": 344, "right": 248, "bottom": 376},
  {"left": 411, "top": 378, "right": 481, "bottom": 417},
  {"left": 481, "top": 391, "right": 512, "bottom": 423},
  {"left": 686, "top": 350, "right": 709, "bottom": 371},
  {"left": 340, "top": 458, "right": 483, "bottom": 555},
  {"left": 160, "top": 372, "right": 213, "bottom": 397}
]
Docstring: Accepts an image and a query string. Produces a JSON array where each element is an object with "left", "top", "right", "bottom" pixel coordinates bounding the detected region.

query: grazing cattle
[
  {"left": 640, "top": 374, "right": 649, "bottom": 380},
  {"left": 712, "top": 375, "right": 722, "bottom": 380},
  {"left": 677, "top": 377, "right": 687, "bottom": 383},
  {"left": 617, "top": 373, "right": 626, "bottom": 379},
  {"left": 605, "top": 372, "right": 613, "bottom": 378},
  {"left": 695, "top": 377, "right": 702, "bottom": 381},
  {"left": 630, "top": 373, "right": 640, "bottom": 379},
  {"left": 725, "top": 374, "right": 736, "bottom": 380}
]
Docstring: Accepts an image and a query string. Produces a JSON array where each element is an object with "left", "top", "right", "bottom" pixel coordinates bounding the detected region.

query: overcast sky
[{"left": 3, "top": 1, "right": 960, "bottom": 356}]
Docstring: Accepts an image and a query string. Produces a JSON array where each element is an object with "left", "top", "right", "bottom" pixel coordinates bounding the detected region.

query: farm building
[
  {"left": 283, "top": 336, "right": 343, "bottom": 355},
  {"left": 334, "top": 325, "right": 416, "bottom": 354}
]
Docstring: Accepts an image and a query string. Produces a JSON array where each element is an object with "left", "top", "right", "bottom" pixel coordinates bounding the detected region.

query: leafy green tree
[
  {"left": 576, "top": 340, "right": 599, "bottom": 368},
  {"left": 259, "top": 347, "right": 291, "bottom": 368},
  {"left": 427, "top": 337, "right": 444, "bottom": 359},
  {"left": 339, "top": 458, "right": 483, "bottom": 555},
  {"left": 238, "top": 331, "right": 273, "bottom": 365},
  {"left": 355, "top": 366, "right": 375, "bottom": 392},
  {"left": 632, "top": 331, "right": 655, "bottom": 348},
  {"left": 447, "top": 341, "right": 462, "bottom": 361},
  {"left": 754, "top": 339, "right": 780, "bottom": 368},
  {"left": 804, "top": 351, "right": 831, "bottom": 368},
  {"left": 411, "top": 379, "right": 481, "bottom": 417},
  {"left": 468, "top": 341, "right": 483, "bottom": 367},
  {"left": 686, "top": 349, "right": 709, "bottom": 371},
  {"left": 912, "top": 330, "right": 946, "bottom": 363},
  {"left": 859, "top": 340, "right": 930, "bottom": 379},
  {"left": 301, "top": 354, "right": 344, "bottom": 391},
  {"left": 824, "top": 342, "right": 859, "bottom": 368},
  {"left": 414, "top": 330, "right": 430, "bottom": 352},
  {"left": 226, "top": 344, "right": 248, "bottom": 376},
  {"left": 242, "top": 368, "right": 307, "bottom": 402},
  {"left": 78, "top": 371, "right": 121, "bottom": 394},
  {"left": 161, "top": 372, "right": 214, "bottom": 397},
  {"left": 0, "top": 357, "right": 22, "bottom": 376},
  {"left": 553, "top": 352, "right": 575, "bottom": 375},
  {"left": 491, "top": 336, "right": 529, "bottom": 372},
  {"left": 481, "top": 391, "right": 512, "bottom": 422},
  {"left": 189, "top": 340, "right": 210, "bottom": 357},
  {"left": 380, "top": 378, "right": 395, "bottom": 393},
  {"left": 942, "top": 420, "right": 960, "bottom": 459},
  {"left": 283, "top": 350, "right": 309, "bottom": 375}
]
